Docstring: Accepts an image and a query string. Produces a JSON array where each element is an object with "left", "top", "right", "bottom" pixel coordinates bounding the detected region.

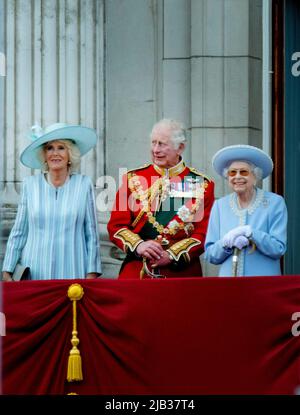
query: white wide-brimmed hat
[
  {"left": 20, "top": 123, "right": 98, "bottom": 169},
  {"left": 212, "top": 144, "right": 274, "bottom": 179}
]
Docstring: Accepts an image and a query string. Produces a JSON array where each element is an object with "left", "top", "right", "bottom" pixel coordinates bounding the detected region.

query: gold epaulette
[
  {"left": 127, "top": 163, "right": 152, "bottom": 175},
  {"left": 188, "top": 167, "right": 212, "bottom": 182}
]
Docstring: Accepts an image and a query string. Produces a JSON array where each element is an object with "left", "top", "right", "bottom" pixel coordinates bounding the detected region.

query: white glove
[
  {"left": 233, "top": 235, "right": 249, "bottom": 250},
  {"left": 222, "top": 225, "right": 252, "bottom": 248},
  {"left": 235, "top": 225, "right": 252, "bottom": 238}
]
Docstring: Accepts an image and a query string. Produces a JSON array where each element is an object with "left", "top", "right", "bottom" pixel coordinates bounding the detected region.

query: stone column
[
  {"left": 0, "top": 0, "right": 106, "bottom": 270},
  {"left": 190, "top": 0, "right": 262, "bottom": 198},
  {"left": 190, "top": 0, "right": 262, "bottom": 275}
]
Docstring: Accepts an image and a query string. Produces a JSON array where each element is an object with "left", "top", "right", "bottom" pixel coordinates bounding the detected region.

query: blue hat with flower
[
  {"left": 20, "top": 123, "right": 98, "bottom": 169},
  {"left": 212, "top": 144, "right": 274, "bottom": 179}
]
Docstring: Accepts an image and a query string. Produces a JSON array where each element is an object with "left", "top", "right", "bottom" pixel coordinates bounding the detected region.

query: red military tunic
[{"left": 107, "top": 159, "right": 215, "bottom": 279}]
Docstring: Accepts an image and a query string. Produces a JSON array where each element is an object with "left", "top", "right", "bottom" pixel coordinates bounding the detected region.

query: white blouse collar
[{"left": 229, "top": 187, "right": 264, "bottom": 216}]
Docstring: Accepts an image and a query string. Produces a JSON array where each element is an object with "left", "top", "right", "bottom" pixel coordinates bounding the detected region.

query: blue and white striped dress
[{"left": 2, "top": 173, "right": 102, "bottom": 280}]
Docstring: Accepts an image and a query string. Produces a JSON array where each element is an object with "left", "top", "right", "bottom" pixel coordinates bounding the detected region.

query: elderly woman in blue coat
[
  {"left": 204, "top": 145, "right": 287, "bottom": 276},
  {"left": 2, "top": 123, "right": 102, "bottom": 281}
]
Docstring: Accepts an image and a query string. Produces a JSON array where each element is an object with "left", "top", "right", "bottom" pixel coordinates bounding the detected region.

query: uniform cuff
[
  {"left": 114, "top": 228, "right": 143, "bottom": 252},
  {"left": 167, "top": 238, "right": 201, "bottom": 262}
]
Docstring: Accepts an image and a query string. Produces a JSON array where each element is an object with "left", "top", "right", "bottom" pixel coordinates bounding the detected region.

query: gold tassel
[
  {"left": 140, "top": 258, "right": 146, "bottom": 279},
  {"left": 67, "top": 283, "right": 84, "bottom": 382}
]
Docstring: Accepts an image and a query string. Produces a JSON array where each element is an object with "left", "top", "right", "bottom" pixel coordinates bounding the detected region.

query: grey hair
[
  {"left": 223, "top": 161, "right": 263, "bottom": 181},
  {"left": 39, "top": 139, "right": 81, "bottom": 173},
  {"left": 150, "top": 118, "right": 187, "bottom": 150}
]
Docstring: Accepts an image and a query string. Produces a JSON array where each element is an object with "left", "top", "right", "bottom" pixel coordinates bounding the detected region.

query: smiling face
[
  {"left": 150, "top": 125, "right": 184, "bottom": 169},
  {"left": 44, "top": 140, "right": 70, "bottom": 173},
  {"left": 227, "top": 161, "right": 256, "bottom": 195}
]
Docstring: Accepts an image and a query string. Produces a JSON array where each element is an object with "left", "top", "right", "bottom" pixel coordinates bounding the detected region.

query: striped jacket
[{"left": 2, "top": 173, "right": 102, "bottom": 279}]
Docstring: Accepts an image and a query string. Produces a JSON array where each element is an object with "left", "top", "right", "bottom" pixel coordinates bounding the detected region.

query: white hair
[
  {"left": 223, "top": 161, "right": 263, "bottom": 181},
  {"left": 39, "top": 139, "right": 81, "bottom": 173},
  {"left": 150, "top": 118, "right": 187, "bottom": 150}
]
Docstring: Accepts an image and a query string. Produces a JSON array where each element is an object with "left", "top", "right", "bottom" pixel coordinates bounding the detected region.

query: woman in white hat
[
  {"left": 204, "top": 144, "right": 287, "bottom": 276},
  {"left": 2, "top": 123, "right": 102, "bottom": 280}
]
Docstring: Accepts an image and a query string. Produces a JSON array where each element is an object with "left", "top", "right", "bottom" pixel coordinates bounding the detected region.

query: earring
[{"left": 68, "top": 161, "right": 71, "bottom": 165}]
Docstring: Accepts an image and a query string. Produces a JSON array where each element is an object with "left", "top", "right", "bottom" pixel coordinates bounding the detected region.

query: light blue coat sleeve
[
  {"left": 251, "top": 195, "right": 287, "bottom": 259},
  {"left": 2, "top": 179, "right": 29, "bottom": 272},
  {"left": 204, "top": 200, "right": 233, "bottom": 265},
  {"left": 84, "top": 179, "right": 102, "bottom": 275}
]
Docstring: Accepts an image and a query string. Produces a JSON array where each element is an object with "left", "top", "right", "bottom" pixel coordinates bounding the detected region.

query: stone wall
[{"left": 0, "top": 0, "right": 263, "bottom": 278}]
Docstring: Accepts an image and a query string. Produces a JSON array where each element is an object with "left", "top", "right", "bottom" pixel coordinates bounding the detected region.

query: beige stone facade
[{"left": 0, "top": 0, "right": 264, "bottom": 277}]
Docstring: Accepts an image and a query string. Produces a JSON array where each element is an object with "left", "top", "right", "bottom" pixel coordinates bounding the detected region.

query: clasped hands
[
  {"left": 136, "top": 240, "right": 172, "bottom": 268},
  {"left": 222, "top": 225, "right": 252, "bottom": 250}
]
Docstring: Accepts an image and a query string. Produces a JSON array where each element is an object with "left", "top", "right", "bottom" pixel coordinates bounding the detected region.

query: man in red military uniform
[{"left": 107, "top": 119, "right": 215, "bottom": 279}]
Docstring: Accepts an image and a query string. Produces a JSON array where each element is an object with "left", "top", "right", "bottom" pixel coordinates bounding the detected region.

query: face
[
  {"left": 44, "top": 140, "right": 70, "bottom": 172},
  {"left": 227, "top": 161, "right": 256, "bottom": 195},
  {"left": 151, "top": 125, "right": 184, "bottom": 169}
]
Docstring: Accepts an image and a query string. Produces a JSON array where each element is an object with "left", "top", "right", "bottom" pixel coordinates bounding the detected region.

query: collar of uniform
[{"left": 153, "top": 158, "right": 186, "bottom": 177}]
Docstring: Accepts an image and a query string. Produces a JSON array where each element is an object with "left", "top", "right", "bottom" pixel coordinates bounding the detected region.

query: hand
[
  {"left": 86, "top": 273, "right": 99, "bottom": 279},
  {"left": 150, "top": 251, "right": 172, "bottom": 268},
  {"left": 2, "top": 271, "right": 13, "bottom": 282},
  {"left": 222, "top": 225, "right": 252, "bottom": 248},
  {"left": 236, "top": 225, "right": 252, "bottom": 238},
  {"left": 136, "top": 240, "right": 164, "bottom": 261},
  {"left": 233, "top": 235, "right": 249, "bottom": 250}
]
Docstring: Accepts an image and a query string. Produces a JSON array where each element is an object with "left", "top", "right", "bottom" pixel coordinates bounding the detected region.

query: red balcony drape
[{"left": 1, "top": 277, "right": 300, "bottom": 395}]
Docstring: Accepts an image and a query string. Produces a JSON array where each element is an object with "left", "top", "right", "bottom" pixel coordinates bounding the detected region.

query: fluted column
[
  {"left": 0, "top": 0, "right": 107, "bottom": 273},
  {"left": 0, "top": 0, "right": 104, "bottom": 203},
  {"left": 0, "top": 0, "right": 5, "bottom": 195}
]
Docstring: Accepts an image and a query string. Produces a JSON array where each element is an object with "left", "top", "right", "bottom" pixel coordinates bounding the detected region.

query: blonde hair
[{"left": 39, "top": 139, "right": 81, "bottom": 173}]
